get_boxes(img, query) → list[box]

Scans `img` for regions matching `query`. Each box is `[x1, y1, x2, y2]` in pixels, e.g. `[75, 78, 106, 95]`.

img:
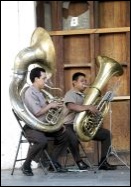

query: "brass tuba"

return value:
[73, 56, 123, 141]
[9, 27, 64, 132]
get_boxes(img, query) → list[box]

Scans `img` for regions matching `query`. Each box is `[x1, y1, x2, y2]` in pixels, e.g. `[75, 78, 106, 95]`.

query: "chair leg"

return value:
[39, 149, 57, 174]
[79, 142, 93, 168]
[11, 132, 23, 175]
[44, 150, 57, 172]
[63, 148, 75, 168]
[39, 157, 48, 175]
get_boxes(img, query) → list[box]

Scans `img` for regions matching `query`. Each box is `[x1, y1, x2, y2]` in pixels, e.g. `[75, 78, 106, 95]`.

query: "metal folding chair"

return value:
[11, 109, 57, 175]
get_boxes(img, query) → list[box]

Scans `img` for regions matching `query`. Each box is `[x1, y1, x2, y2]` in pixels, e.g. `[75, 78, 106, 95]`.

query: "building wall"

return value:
[1, 1, 36, 169]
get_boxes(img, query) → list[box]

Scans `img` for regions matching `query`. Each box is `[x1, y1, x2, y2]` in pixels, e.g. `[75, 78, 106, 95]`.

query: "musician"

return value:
[63, 72, 117, 170]
[22, 67, 68, 176]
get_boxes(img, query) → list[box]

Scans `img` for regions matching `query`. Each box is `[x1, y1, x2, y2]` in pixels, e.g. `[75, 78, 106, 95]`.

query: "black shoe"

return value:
[99, 161, 117, 170]
[22, 163, 34, 176]
[49, 162, 68, 172]
[77, 160, 90, 170]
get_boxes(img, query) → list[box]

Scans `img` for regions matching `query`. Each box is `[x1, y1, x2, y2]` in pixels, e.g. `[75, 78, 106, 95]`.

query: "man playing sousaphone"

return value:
[22, 67, 68, 176]
[9, 27, 69, 176]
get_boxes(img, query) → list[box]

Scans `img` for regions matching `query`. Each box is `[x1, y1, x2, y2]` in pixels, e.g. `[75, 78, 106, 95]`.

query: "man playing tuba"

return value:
[63, 72, 117, 170]
[22, 67, 68, 176]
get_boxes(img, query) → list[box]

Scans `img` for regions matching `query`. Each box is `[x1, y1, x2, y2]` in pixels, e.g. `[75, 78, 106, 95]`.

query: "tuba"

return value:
[73, 56, 123, 141]
[9, 27, 64, 132]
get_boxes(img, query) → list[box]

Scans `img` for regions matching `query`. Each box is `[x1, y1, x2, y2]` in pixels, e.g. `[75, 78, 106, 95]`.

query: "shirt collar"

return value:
[72, 89, 85, 98]
[31, 85, 41, 93]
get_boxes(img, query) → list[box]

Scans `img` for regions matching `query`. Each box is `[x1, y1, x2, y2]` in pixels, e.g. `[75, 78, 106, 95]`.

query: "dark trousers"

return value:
[24, 125, 68, 163]
[65, 124, 111, 162]
[93, 127, 111, 161]
[66, 124, 81, 162]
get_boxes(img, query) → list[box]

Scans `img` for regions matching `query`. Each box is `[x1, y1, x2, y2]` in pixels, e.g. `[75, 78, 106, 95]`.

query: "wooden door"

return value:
[36, 1, 130, 166]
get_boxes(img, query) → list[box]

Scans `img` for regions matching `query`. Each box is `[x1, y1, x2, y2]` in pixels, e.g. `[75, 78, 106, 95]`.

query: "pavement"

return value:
[1, 166, 130, 186]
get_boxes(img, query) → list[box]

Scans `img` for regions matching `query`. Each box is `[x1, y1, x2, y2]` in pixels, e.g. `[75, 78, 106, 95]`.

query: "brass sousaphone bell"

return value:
[9, 27, 64, 132]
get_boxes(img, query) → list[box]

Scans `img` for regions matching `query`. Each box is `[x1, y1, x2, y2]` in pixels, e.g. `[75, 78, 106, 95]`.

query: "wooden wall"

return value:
[36, 1, 130, 165]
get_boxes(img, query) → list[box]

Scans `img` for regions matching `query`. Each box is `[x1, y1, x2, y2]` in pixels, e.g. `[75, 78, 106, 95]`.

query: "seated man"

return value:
[22, 67, 68, 176]
[63, 72, 117, 170]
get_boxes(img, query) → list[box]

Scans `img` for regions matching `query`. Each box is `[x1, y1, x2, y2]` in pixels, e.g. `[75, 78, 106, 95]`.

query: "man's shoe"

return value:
[76, 160, 90, 170]
[22, 164, 34, 176]
[49, 162, 68, 172]
[99, 161, 117, 170]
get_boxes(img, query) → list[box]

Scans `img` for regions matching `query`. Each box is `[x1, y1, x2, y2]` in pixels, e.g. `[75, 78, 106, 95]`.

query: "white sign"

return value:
[70, 17, 78, 27]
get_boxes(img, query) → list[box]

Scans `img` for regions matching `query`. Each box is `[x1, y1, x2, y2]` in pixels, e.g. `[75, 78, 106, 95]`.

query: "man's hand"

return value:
[49, 102, 63, 109]
[86, 105, 99, 115]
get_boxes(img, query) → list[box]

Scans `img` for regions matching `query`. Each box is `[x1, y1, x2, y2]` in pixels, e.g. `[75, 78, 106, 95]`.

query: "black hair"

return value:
[72, 72, 86, 81]
[30, 67, 46, 83]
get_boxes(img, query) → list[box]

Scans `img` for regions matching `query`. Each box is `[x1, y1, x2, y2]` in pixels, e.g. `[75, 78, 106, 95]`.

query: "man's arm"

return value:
[36, 102, 63, 117]
[66, 102, 99, 114]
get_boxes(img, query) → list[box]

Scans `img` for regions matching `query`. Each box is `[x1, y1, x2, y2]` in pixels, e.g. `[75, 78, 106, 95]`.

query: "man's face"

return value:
[35, 72, 47, 89]
[73, 76, 88, 92]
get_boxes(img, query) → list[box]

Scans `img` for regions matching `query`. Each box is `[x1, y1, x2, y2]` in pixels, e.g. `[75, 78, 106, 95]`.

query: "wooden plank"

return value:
[94, 1, 99, 28]
[64, 64, 92, 68]
[99, 33, 127, 62]
[50, 2, 64, 96]
[99, 1, 114, 28]
[63, 35, 90, 64]
[99, 1, 127, 28]
[89, 1, 96, 82]
[89, 1, 94, 29]
[52, 36, 64, 96]
[103, 101, 130, 151]
[126, 32, 130, 95]
[126, 1, 130, 27]
[50, 1, 62, 30]
[94, 1, 100, 79]
[36, 1, 45, 27]
[49, 27, 130, 36]
[94, 1, 100, 57]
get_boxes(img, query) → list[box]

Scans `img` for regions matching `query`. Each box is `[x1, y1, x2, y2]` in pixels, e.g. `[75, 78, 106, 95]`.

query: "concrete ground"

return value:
[1, 166, 130, 186]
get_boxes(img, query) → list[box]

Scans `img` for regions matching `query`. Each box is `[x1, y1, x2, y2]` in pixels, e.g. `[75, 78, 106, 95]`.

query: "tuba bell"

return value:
[9, 27, 64, 132]
[73, 56, 123, 141]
